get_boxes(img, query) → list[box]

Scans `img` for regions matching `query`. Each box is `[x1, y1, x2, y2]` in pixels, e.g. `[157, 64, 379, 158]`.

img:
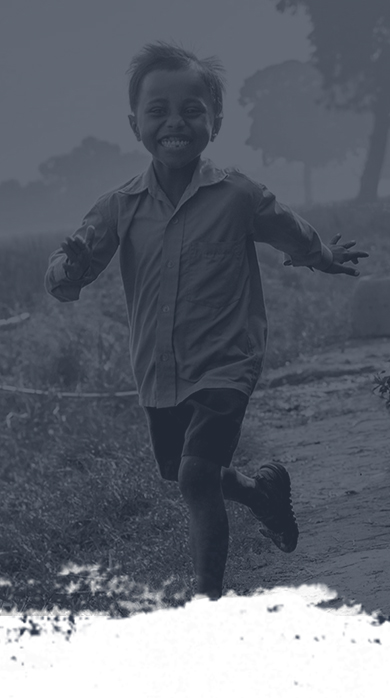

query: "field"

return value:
[0, 198, 389, 616]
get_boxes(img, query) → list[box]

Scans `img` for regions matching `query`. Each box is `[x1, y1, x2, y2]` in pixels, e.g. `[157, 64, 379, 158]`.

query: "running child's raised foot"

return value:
[250, 463, 299, 553]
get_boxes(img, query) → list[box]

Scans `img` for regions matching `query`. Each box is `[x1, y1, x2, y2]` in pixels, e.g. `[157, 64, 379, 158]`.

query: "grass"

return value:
[373, 371, 390, 408]
[0, 230, 67, 316]
[1, 197, 389, 616]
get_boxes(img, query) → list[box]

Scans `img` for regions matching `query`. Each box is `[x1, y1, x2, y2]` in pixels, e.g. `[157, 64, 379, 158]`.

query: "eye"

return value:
[148, 108, 165, 115]
[185, 107, 202, 115]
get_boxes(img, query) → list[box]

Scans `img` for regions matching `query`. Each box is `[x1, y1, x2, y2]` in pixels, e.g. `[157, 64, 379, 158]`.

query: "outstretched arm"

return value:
[252, 187, 368, 276]
[44, 201, 119, 302]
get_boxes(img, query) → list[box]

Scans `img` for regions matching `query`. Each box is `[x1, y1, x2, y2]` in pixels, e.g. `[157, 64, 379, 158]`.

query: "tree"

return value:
[0, 138, 150, 234]
[272, 0, 390, 202]
[39, 136, 149, 205]
[378, 133, 390, 180]
[239, 60, 369, 205]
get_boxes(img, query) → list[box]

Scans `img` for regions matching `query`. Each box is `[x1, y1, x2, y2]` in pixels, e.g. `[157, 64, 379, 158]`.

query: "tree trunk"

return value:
[357, 91, 390, 203]
[303, 161, 313, 207]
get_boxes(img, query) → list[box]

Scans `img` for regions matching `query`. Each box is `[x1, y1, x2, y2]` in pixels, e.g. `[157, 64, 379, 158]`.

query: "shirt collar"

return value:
[118, 157, 228, 201]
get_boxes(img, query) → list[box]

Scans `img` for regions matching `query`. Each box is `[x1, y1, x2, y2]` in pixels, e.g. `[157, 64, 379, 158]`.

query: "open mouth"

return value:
[159, 137, 191, 150]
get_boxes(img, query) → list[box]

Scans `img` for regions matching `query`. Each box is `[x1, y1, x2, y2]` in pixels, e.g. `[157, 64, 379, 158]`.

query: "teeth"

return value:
[161, 138, 190, 149]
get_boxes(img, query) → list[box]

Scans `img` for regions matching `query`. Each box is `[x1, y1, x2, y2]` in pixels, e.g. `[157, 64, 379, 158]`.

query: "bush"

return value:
[257, 197, 390, 367]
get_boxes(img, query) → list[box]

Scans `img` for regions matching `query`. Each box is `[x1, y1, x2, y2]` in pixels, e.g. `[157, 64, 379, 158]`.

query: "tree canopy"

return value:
[274, 0, 390, 107]
[0, 138, 149, 234]
[39, 137, 148, 196]
[272, 0, 390, 201]
[239, 59, 369, 204]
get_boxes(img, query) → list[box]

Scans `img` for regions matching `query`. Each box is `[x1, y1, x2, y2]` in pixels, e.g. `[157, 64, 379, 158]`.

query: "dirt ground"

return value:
[1, 337, 389, 695]
[224, 336, 390, 617]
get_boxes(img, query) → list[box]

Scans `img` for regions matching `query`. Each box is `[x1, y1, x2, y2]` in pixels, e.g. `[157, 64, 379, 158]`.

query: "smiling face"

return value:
[129, 66, 222, 171]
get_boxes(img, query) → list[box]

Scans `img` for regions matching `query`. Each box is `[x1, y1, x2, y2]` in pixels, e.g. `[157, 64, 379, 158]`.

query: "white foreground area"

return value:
[1, 584, 388, 697]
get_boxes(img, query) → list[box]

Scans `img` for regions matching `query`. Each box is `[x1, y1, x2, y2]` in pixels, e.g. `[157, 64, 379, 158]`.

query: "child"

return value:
[45, 42, 368, 601]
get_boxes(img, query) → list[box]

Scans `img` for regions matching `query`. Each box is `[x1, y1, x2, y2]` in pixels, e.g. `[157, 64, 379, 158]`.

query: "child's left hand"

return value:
[326, 234, 369, 276]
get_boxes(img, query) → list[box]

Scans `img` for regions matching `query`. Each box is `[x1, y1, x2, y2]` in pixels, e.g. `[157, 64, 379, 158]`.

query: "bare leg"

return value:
[178, 456, 228, 599]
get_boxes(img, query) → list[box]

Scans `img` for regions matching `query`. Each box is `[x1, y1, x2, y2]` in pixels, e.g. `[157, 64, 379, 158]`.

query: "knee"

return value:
[178, 456, 221, 503]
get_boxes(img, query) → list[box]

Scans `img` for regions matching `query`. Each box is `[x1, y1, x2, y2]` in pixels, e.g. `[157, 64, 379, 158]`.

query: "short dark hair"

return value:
[126, 41, 226, 117]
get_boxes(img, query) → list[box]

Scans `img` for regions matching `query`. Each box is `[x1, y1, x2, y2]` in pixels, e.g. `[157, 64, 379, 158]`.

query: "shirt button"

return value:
[172, 218, 179, 225]
[162, 305, 170, 313]
[166, 260, 174, 268]
[161, 353, 169, 362]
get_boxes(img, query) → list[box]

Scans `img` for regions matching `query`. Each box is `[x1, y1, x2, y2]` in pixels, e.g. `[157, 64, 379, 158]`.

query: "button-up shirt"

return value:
[45, 157, 333, 407]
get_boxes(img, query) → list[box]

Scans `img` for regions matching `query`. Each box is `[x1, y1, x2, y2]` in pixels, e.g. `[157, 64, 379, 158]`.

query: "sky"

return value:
[1, 0, 311, 181]
[2, 0, 378, 202]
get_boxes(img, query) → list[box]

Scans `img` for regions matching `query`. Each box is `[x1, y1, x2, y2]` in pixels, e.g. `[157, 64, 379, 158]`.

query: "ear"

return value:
[211, 115, 223, 141]
[128, 114, 141, 141]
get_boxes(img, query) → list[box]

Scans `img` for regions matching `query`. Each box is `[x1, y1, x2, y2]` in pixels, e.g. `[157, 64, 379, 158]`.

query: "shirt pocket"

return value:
[185, 241, 244, 309]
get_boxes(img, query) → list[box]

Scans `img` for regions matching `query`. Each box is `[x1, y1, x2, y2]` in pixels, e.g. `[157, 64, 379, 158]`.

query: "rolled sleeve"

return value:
[44, 259, 83, 302]
[252, 186, 333, 271]
[44, 199, 119, 302]
[283, 237, 334, 271]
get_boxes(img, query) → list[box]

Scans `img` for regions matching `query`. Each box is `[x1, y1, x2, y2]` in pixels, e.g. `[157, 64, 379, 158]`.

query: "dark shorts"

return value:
[143, 388, 249, 481]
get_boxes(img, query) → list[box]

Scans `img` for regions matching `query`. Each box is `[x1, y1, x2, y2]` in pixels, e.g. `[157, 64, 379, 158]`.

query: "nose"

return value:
[166, 113, 186, 129]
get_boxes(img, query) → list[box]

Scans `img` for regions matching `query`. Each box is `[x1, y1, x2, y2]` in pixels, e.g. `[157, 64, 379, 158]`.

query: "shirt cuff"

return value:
[283, 241, 333, 271]
[314, 243, 333, 271]
[45, 256, 83, 301]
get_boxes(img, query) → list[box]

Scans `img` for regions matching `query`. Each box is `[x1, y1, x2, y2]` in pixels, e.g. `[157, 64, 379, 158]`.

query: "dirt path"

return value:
[225, 337, 390, 616]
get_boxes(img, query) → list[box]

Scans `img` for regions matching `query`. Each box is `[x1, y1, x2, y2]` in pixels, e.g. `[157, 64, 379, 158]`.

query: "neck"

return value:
[152, 156, 200, 200]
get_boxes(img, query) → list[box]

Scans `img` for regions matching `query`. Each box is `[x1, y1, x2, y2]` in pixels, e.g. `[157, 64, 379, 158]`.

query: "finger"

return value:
[339, 265, 360, 277]
[63, 261, 76, 274]
[63, 262, 82, 280]
[343, 244, 369, 257]
[74, 233, 88, 247]
[60, 241, 78, 262]
[329, 234, 342, 245]
[85, 225, 96, 248]
[64, 236, 85, 254]
[342, 240, 356, 249]
[328, 262, 359, 276]
[348, 252, 369, 262]
[352, 251, 369, 258]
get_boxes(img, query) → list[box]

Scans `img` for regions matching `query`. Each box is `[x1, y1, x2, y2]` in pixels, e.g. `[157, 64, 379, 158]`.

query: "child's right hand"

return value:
[60, 225, 96, 280]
